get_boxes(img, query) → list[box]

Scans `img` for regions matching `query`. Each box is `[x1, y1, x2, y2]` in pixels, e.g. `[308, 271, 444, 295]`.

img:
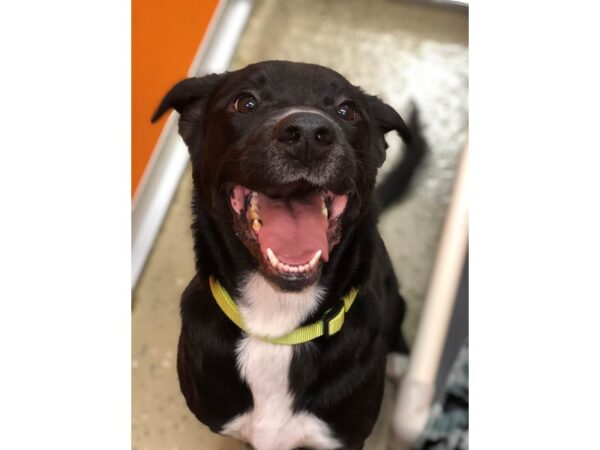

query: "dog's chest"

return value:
[220, 273, 341, 450]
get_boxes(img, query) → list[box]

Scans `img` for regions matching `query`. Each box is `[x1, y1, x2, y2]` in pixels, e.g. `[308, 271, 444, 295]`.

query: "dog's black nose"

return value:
[274, 113, 336, 161]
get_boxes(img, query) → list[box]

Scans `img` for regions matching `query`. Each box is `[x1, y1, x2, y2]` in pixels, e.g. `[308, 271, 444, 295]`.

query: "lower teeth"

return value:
[266, 248, 321, 273]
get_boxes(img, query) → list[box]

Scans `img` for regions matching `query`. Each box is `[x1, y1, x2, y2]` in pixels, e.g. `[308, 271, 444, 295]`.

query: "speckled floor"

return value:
[132, 1, 468, 449]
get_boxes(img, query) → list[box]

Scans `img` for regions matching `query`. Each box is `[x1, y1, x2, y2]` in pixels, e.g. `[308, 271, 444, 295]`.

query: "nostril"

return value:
[278, 125, 302, 144]
[315, 126, 334, 146]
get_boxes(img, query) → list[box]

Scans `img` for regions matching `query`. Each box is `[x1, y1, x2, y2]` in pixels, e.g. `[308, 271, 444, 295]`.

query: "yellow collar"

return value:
[209, 275, 359, 345]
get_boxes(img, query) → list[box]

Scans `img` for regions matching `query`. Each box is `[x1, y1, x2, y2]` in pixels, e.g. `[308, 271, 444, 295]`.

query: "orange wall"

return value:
[132, 0, 220, 197]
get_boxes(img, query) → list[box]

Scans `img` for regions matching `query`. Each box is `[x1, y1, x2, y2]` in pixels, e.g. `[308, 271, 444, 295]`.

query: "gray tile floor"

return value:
[132, 1, 468, 449]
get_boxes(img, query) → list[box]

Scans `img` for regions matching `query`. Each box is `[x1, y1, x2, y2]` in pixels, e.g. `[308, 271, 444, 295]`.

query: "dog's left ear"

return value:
[365, 95, 412, 167]
[151, 73, 225, 146]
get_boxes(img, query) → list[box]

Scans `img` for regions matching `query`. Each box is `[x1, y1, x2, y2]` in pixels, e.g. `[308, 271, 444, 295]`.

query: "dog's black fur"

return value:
[152, 61, 423, 450]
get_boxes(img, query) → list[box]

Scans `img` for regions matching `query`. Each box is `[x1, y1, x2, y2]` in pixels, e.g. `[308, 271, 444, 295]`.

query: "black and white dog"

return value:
[152, 61, 422, 450]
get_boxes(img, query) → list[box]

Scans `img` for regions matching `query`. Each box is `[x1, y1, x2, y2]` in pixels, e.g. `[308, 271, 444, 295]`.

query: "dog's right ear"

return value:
[151, 73, 225, 146]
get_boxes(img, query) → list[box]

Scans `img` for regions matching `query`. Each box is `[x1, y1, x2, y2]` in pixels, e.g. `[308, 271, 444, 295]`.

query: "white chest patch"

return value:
[236, 271, 323, 338]
[221, 273, 341, 450]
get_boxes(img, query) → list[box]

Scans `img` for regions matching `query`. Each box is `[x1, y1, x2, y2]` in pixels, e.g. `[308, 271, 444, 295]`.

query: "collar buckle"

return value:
[322, 298, 346, 338]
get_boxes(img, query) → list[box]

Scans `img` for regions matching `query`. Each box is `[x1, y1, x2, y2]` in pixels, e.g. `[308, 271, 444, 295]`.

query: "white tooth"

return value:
[248, 192, 256, 206]
[251, 191, 258, 200]
[309, 250, 322, 268]
[321, 195, 328, 218]
[266, 248, 279, 268]
[250, 209, 260, 220]
[252, 219, 262, 233]
[297, 264, 305, 273]
[277, 262, 287, 272]
[302, 264, 310, 272]
[290, 266, 299, 273]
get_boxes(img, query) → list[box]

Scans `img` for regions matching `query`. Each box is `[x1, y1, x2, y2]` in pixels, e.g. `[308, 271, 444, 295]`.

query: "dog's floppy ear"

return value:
[151, 73, 225, 146]
[365, 95, 412, 167]
[368, 98, 427, 207]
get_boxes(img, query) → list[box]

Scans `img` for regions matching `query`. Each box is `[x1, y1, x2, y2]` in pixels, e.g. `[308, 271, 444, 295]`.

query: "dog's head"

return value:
[153, 61, 410, 291]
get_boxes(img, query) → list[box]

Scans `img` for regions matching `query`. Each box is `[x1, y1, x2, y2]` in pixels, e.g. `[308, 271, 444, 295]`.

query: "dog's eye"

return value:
[234, 94, 259, 113]
[337, 102, 356, 121]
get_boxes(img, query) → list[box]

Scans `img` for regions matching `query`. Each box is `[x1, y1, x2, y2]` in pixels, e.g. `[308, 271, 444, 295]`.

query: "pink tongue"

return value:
[257, 191, 329, 265]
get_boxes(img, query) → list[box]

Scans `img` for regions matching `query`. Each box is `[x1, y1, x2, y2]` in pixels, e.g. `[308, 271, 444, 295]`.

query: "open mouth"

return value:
[229, 181, 349, 280]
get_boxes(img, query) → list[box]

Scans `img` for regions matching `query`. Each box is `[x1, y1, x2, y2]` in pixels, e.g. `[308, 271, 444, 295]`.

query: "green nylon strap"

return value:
[209, 275, 358, 345]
